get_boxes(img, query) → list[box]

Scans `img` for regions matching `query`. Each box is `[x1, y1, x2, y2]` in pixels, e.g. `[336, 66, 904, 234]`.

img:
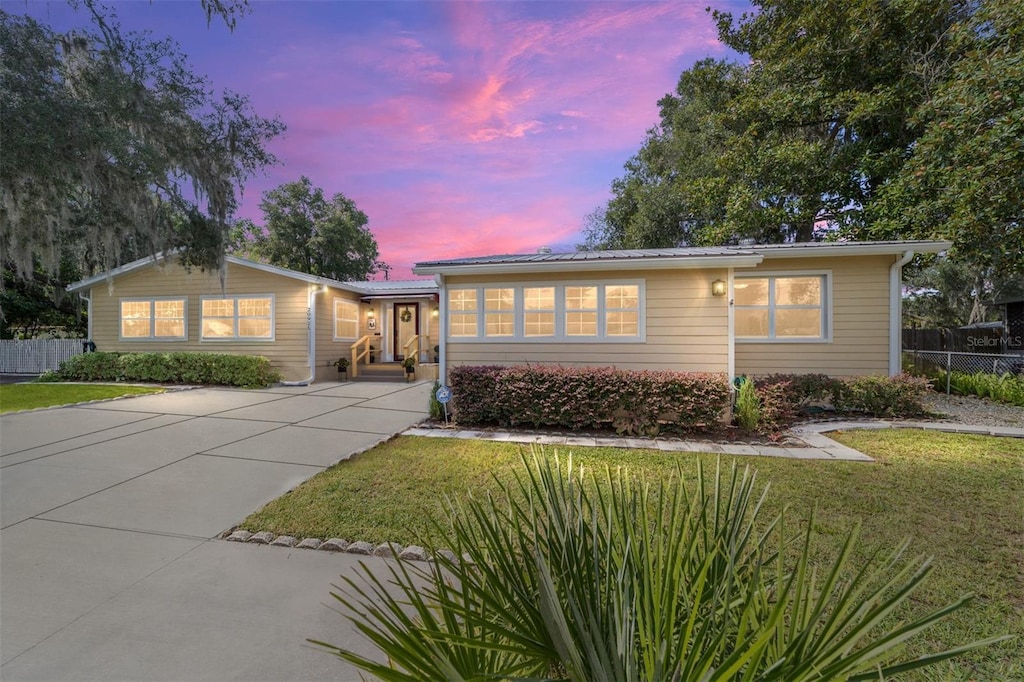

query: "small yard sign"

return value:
[436, 384, 452, 423]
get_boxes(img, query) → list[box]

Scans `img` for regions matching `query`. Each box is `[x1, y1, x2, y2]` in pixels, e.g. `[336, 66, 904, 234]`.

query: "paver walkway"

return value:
[0, 381, 432, 681]
[405, 418, 1024, 461]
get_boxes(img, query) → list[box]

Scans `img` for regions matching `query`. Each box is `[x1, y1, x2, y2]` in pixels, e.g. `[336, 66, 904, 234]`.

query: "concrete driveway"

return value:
[1, 381, 433, 681]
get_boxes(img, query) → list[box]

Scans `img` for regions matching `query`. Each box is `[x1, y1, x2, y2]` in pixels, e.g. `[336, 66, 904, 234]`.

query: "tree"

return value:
[0, 1, 282, 283]
[867, 0, 1024, 281]
[237, 177, 383, 281]
[586, 0, 1021, 319]
[589, 1, 977, 251]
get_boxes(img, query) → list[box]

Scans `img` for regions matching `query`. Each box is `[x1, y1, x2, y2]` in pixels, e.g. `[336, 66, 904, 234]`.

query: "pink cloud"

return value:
[227, 1, 747, 277]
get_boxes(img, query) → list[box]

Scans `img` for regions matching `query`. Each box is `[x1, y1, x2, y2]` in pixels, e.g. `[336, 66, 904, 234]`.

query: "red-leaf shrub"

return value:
[447, 366, 506, 425]
[448, 365, 731, 434]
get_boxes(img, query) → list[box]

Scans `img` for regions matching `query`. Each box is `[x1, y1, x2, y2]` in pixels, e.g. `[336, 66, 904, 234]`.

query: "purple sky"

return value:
[23, 0, 749, 279]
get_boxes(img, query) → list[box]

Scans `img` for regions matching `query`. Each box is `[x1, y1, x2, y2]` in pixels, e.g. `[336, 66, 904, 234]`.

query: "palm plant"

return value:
[312, 452, 1005, 681]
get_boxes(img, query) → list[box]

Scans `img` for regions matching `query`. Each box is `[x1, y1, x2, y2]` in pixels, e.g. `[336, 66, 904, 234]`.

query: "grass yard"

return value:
[242, 429, 1023, 680]
[0, 383, 164, 413]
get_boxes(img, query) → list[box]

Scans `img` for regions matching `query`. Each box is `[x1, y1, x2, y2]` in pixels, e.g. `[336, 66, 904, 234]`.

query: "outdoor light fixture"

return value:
[432, 307, 439, 317]
[367, 308, 375, 319]
[711, 279, 727, 297]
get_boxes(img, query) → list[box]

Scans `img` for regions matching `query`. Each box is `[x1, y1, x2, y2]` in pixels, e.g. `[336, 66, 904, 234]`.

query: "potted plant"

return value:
[334, 357, 350, 380]
[402, 356, 417, 380]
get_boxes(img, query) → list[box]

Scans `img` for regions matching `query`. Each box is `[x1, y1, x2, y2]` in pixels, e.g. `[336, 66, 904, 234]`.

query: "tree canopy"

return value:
[231, 177, 383, 282]
[0, 0, 282, 282]
[584, 0, 1022, 324]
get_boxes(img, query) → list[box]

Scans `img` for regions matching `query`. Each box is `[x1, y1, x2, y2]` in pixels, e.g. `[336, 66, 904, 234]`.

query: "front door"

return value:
[393, 303, 419, 361]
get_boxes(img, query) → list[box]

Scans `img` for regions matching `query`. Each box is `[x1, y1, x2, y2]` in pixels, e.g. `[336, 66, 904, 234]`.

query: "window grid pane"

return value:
[154, 319, 185, 337]
[734, 278, 769, 306]
[605, 285, 639, 337]
[606, 311, 639, 336]
[485, 313, 514, 336]
[735, 276, 825, 339]
[335, 300, 358, 339]
[524, 287, 554, 310]
[449, 289, 477, 312]
[524, 312, 555, 337]
[450, 313, 478, 337]
[121, 319, 150, 338]
[566, 312, 598, 336]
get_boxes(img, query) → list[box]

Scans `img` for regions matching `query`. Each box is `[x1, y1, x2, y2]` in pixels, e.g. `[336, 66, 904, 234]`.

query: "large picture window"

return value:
[119, 298, 186, 341]
[201, 295, 274, 340]
[735, 274, 828, 341]
[447, 281, 644, 342]
[333, 299, 359, 339]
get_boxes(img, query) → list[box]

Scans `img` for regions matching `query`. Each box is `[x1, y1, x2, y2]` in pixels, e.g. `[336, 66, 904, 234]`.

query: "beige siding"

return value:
[315, 287, 365, 382]
[445, 269, 729, 373]
[88, 261, 312, 382]
[734, 255, 892, 377]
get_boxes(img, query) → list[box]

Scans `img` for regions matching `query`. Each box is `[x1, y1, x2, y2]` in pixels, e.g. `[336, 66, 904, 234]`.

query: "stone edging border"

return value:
[224, 418, 1024, 562]
[222, 530, 447, 563]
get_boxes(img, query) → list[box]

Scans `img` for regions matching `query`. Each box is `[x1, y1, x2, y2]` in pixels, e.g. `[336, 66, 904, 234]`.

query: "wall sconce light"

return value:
[367, 308, 375, 319]
[432, 307, 439, 317]
[711, 279, 727, 297]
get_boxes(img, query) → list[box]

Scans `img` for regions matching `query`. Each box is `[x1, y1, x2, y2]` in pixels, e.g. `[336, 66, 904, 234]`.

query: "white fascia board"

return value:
[67, 252, 369, 295]
[756, 241, 952, 259]
[225, 257, 368, 294]
[413, 254, 762, 277]
[358, 293, 437, 302]
[66, 254, 175, 292]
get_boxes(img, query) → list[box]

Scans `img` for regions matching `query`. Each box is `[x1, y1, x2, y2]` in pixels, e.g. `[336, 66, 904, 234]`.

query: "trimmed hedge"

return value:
[51, 351, 281, 388]
[449, 365, 731, 435]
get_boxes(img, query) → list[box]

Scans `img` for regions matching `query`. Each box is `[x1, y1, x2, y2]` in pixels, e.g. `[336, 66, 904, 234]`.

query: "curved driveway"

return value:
[1, 381, 431, 681]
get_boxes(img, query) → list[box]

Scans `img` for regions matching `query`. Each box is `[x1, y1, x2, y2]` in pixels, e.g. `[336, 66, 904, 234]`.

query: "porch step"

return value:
[350, 362, 409, 383]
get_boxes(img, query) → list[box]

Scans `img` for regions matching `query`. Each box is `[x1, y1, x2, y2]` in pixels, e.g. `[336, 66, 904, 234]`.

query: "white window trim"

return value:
[447, 280, 646, 344]
[734, 270, 832, 343]
[199, 294, 275, 342]
[332, 297, 360, 341]
[118, 297, 188, 342]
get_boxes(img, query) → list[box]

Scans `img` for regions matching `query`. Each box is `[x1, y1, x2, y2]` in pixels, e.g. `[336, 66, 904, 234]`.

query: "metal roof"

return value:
[414, 247, 748, 268]
[413, 240, 952, 274]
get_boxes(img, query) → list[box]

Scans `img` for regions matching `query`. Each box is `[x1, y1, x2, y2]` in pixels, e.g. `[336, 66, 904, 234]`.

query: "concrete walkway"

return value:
[404, 418, 1024, 462]
[1, 381, 432, 681]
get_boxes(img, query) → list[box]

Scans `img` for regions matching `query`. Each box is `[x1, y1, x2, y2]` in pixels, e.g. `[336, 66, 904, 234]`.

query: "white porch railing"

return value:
[0, 339, 85, 373]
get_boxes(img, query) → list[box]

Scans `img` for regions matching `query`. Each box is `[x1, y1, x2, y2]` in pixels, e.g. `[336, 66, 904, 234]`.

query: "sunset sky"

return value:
[23, 0, 750, 279]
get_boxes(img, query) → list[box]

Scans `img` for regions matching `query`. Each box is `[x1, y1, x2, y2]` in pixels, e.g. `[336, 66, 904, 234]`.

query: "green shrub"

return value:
[427, 380, 444, 421]
[315, 452, 1005, 680]
[833, 373, 931, 417]
[55, 352, 280, 388]
[448, 365, 731, 434]
[949, 371, 1024, 407]
[734, 377, 760, 431]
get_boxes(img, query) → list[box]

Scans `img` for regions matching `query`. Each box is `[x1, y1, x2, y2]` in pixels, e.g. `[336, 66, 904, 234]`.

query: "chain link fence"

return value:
[904, 349, 1024, 394]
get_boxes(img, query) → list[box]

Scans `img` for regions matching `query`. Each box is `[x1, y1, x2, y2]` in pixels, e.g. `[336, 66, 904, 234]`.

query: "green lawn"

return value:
[0, 383, 164, 413]
[242, 429, 1023, 679]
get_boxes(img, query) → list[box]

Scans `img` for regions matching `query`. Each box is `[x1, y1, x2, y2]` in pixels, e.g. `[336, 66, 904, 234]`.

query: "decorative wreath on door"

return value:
[399, 308, 413, 323]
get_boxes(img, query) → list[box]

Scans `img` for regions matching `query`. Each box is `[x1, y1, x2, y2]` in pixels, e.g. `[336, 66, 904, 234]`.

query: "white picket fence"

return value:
[0, 339, 85, 373]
